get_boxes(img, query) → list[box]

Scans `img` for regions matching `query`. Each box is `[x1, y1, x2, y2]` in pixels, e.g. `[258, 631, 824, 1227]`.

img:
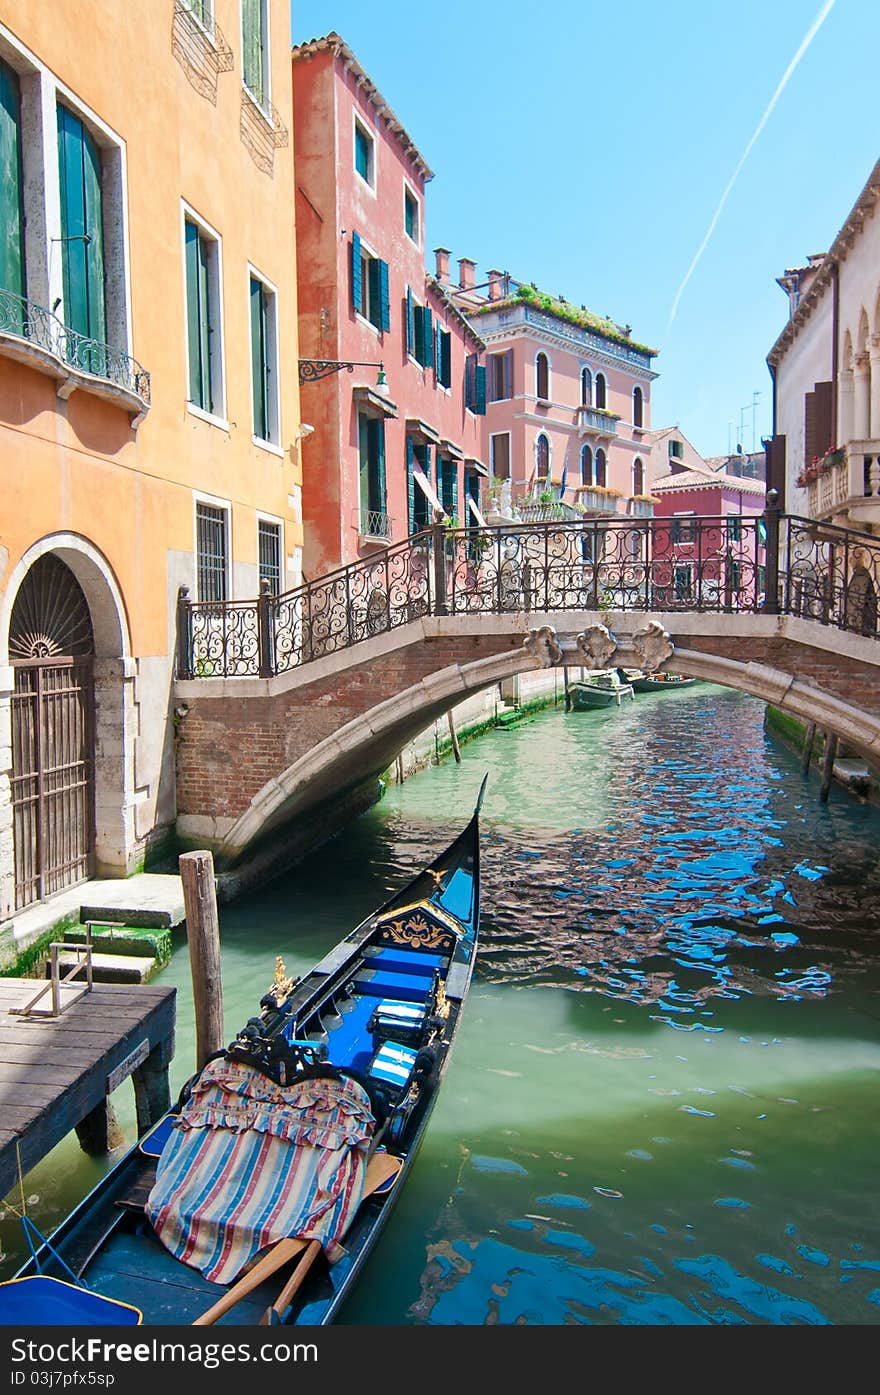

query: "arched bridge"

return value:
[173, 511, 880, 881]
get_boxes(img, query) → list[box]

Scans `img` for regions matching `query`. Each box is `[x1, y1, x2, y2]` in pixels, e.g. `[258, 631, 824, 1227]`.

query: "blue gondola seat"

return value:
[0, 1276, 142, 1325]
[368, 1041, 419, 1092]
[368, 998, 427, 1047]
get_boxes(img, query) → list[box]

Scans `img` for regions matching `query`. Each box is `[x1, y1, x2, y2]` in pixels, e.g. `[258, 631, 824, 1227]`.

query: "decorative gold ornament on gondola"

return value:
[265, 955, 295, 1006]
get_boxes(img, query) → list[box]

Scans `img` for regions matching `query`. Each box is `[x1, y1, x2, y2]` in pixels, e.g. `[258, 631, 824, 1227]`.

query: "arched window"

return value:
[580, 444, 593, 487]
[536, 433, 550, 481]
[632, 457, 644, 496]
[536, 352, 549, 401]
[580, 367, 592, 406]
[595, 373, 607, 409]
[633, 386, 643, 428]
[595, 448, 607, 487]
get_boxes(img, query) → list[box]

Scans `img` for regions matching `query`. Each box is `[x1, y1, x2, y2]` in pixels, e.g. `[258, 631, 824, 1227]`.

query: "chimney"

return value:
[488, 269, 503, 302]
[434, 247, 450, 283]
[458, 257, 476, 291]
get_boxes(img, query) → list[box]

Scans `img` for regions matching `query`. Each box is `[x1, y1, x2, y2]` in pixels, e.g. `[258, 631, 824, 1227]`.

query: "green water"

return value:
[4, 685, 880, 1324]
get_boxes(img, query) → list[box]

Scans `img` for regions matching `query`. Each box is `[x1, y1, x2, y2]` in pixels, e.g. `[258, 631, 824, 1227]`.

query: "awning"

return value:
[353, 385, 398, 418]
[413, 467, 444, 514]
[467, 496, 488, 527]
[405, 417, 440, 445]
[464, 457, 489, 477]
[440, 439, 463, 460]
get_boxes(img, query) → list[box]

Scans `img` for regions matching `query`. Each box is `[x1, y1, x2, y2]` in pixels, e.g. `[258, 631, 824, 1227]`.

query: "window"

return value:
[580, 444, 593, 487]
[436, 326, 451, 389]
[359, 413, 387, 535]
[536, 352, 549, 401]
[594, 373, 607, 409]
[669, 438, 684, 459]
[57, 103, 106, 346]
[0, 59, 24, 314]
[632, 457, 644, 496]
[633, 386, 643, 428]
[727, 516, 742, 542]
[408, 440, 433, 533]
[465, 353, 486, 414]
[595, 448, 607, 487]
[673, 564, 693, 600]
[196, 501, 229, 603]
[580, 367, 592, 406]
[671, 513, 694, 543]
[249, 271, 279, 445]
[404, 186, 419, 243]
[536, 433, 550, 481]
[487, 350, 513, 402]
[183, 0, 215, 33]
[490, 432, 510, 480]
[184, 213, 223, 416]
[438, 455, 458, 517]
[258, 518, 282, 593]
[354, 117, 374, 187]
[241, 0, 269, 108]
[406, 287, 433, 368]
[352, 232, 389, 332]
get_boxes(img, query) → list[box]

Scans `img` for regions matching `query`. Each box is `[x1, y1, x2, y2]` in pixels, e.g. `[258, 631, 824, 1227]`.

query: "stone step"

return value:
[64, 925, 172, 967]
[48, 951, 159, 985]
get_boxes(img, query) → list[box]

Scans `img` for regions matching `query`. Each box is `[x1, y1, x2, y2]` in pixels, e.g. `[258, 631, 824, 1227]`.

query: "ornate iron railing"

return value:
[359, 508, 392, 539]
[0, 287, 150, 408]
[176, 512, 880, 679]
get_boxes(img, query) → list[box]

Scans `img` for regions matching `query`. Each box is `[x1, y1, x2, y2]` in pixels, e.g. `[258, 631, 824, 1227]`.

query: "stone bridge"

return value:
[174, 598, 880, 889]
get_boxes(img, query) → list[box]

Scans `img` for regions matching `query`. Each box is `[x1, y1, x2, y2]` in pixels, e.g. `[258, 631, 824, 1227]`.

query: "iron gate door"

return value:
[11, 658, 95, 910]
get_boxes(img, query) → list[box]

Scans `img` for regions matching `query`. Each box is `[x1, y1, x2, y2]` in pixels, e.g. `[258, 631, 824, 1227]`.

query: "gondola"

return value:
[1, 777, 487, 1328]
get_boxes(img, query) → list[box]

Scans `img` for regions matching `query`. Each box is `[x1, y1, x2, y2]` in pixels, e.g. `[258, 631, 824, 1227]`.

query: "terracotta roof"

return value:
[292, 33, 433, 181]
[652, 468, 765, 496]
[768, 157, 880, 368]
[426, 276, 486, 350]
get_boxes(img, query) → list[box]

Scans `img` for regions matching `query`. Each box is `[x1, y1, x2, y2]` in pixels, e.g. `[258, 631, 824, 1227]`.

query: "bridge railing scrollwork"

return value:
[175, 513, 880, 679]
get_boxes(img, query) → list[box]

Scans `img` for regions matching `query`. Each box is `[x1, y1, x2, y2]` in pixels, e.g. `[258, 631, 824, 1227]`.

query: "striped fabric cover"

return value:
[146, 1058, 374, 1285]
[369, 1041, 418, 1088]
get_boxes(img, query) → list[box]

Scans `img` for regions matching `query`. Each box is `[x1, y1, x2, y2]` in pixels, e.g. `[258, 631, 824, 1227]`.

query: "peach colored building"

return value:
[444, 272, 658, 520]
[292, 34, 487, 579]
[0, 1, 302, 922]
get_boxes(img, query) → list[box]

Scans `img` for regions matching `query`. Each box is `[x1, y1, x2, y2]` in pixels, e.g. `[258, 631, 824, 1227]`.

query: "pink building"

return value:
[647, 427, 766, 607]
[443, 272, 658, 519]
[292, 35, 487, 579]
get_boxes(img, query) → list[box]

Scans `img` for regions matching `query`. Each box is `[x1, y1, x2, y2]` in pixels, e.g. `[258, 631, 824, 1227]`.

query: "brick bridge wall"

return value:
[174, 611, 880, 869]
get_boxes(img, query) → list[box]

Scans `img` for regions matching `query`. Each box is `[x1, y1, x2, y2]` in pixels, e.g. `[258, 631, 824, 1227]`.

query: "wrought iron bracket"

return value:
[299, 359, 384, 385]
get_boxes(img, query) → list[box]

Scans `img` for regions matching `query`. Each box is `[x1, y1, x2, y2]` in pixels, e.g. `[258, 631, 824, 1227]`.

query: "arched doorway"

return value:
[9, 554, 96, 908]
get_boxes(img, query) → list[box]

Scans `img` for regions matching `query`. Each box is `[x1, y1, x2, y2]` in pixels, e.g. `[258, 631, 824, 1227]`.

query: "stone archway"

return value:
[0, 535, 132, 919]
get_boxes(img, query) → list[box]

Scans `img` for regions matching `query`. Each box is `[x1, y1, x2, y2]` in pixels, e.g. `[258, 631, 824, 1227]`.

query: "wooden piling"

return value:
[179, 850, 225, 1071]
[819, 731, 838, 804]
[802, 722, 817, 775]
[447, 710, 462, 763]
[563, 666, 571, 711]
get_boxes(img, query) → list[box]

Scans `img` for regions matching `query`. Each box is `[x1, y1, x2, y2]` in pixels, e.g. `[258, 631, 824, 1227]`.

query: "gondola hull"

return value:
[3, 786, 485, 1327]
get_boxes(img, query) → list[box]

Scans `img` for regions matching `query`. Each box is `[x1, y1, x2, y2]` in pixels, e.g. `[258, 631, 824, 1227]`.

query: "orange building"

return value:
[0, 1, 302, 921]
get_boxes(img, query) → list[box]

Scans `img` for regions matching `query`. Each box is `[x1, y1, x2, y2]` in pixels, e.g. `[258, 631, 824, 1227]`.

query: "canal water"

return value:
[4, 684, 880, 1325]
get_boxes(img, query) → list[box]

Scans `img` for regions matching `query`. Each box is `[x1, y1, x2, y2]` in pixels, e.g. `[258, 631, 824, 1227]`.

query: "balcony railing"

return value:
[0, 287, 150, 413]
[576, 405, 619, 438]
[359, 508, 392, 540]
[177, 512, 880, 680]
[626, 496, 655, 519]
[574, 486, 621, 515]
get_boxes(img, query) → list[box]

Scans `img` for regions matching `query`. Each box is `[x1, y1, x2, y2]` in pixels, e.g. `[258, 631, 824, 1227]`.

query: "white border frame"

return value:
[353, 110, 377, 195]
[403, 177, 421, 248]
[193, 490, 232, 603]
[535, 349, 551, 404]
[256, 510, 284, 591]
[247, 261, 282, 453]
[181, 199, 228, 429]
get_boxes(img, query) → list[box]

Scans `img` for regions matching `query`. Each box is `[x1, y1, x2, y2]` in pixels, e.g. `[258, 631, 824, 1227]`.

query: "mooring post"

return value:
[819, 731, 838, 804]
[74, 1099, 125, 1156]
[447, 709, 462, 763]
[132, 1035, 175, 1135]
[179, 851, 225, 1070]
[802, 722, 817, 775]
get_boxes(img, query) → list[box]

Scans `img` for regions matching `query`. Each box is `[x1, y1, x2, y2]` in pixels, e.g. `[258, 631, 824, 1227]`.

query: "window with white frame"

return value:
[487, 350, 513, 402]
[249, 269, 279, 446]
[183, 208, 224, 418]
[580, 367, 592, 406]
[632, 385, 644, 428]
[196, 500, 229, 602]
[405, 286, 433, 368]
[595, 447, 607, 487]
[351, 231, 389, 332]
[536, 351, 549, 401]
[580, 443, 593, 487]
[354, 116, 375, 187]
[404, 184, 419, 244]
[535, 433, 550, 481]
[595, 372, 607, 409]
[241, 0, 269, 109]
[258, 517, 282, 593]
[182, 0, 215, 35]
[632, 457, 644, 496]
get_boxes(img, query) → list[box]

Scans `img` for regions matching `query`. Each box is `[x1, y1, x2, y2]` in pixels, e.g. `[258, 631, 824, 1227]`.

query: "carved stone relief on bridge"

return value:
[575, 624, 619, 668]
[522, 625, 563, 668]
[631, 620, 674, 672]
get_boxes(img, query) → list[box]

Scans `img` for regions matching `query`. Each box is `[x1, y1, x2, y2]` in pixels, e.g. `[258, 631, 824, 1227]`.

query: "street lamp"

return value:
[298, 358, 385, 385]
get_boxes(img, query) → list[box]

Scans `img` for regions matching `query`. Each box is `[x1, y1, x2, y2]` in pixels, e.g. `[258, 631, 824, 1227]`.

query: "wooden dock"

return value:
[0, 978, 176, 1200]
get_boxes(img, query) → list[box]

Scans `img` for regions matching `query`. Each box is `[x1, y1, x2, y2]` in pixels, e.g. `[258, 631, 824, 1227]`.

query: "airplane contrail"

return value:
[666, 0, 837, 330]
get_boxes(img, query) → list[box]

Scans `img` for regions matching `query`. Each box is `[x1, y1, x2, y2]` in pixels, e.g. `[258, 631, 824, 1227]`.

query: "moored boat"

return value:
[629, 672, 698, 693]
[1, 779, 486, 1328]
[567, 669, 635, 710]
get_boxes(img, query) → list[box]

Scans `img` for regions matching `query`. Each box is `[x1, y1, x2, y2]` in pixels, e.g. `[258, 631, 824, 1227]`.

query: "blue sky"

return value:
[291, 1, 879, 459]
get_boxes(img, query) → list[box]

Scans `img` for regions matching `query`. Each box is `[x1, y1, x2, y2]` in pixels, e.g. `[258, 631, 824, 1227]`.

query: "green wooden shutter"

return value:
[465, 353, 475, 409]
[185, 222, 212, 411]
[475, 364, 487, 415]
[242, 0, 265, 105]
[368, 256, 382, 330]
[379, 259, 390, 332]
[0, 60, 24, 318]
[376, 417, 386, 513]
[57, 104, 106, 347]
[406, 436, 415, 534]
[250, 275, 267, 439]
[440, 331, 451, 389]
[406, 286, 414, 356]
[358, 412, 370, 522]
[421, 306, 433, 369]
[351, 231, 362, 315]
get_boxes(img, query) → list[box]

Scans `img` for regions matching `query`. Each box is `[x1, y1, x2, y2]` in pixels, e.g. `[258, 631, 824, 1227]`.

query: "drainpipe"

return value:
[831, 260, 840, 443]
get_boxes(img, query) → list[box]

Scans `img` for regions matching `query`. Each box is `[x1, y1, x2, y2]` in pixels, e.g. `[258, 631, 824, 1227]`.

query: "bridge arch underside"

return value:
[195, 616, 880, 867]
